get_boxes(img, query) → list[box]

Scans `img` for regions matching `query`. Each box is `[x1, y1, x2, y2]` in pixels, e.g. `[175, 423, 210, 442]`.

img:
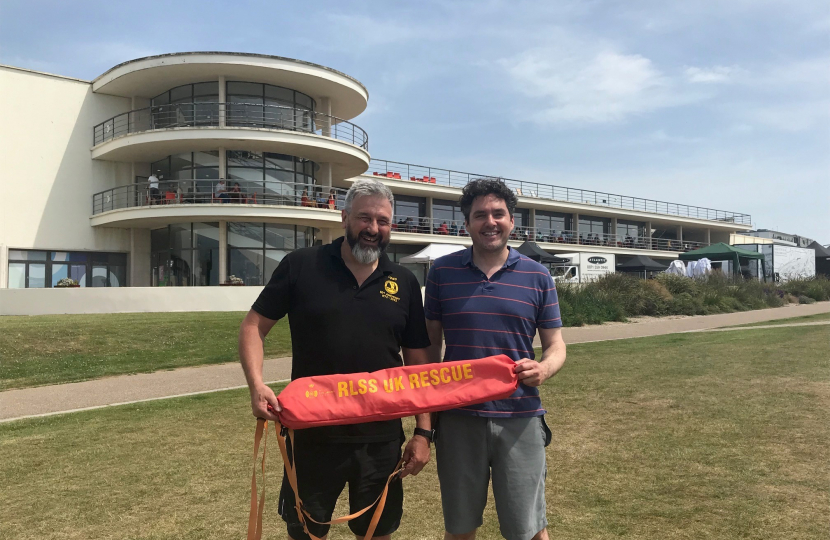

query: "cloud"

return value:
[684, 65, 741, 83]
[501, 47, 699, 124]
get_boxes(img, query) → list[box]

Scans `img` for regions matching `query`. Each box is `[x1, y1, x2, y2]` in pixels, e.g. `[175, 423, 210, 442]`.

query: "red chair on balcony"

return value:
[429, 177, 436, 183]
[393, 173, 401, 179]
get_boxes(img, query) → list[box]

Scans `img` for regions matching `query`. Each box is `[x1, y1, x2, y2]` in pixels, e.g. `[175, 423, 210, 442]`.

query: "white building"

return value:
[0, 52, 754, 315]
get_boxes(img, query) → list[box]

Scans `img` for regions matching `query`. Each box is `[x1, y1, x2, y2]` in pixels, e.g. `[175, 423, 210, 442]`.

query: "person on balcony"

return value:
[215, 179, 229, 203]
[148, 171, 161, 205]
[450, 222, 459, 236]
[229, 182, 243, 204]
[301, 189, 310, 207]
[437, 222, 449, 235]
[327, 189, 336, 210]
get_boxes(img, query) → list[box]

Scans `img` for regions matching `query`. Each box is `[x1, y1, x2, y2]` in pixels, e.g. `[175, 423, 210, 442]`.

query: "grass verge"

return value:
[720, 311, 830, 328]
[0, 312, 291, 390]
[1, 325, 827, 539]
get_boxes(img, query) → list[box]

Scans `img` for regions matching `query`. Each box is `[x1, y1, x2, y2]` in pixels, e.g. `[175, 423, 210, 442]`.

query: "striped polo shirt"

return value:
[424, 246, 563, 417]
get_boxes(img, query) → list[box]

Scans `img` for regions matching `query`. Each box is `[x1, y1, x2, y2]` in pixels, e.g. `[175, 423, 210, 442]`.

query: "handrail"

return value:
[389, 214, 707, 253]
[369, 160, 751, 225]
[92, 102, 368, 150]
[91, 180, 349, 215]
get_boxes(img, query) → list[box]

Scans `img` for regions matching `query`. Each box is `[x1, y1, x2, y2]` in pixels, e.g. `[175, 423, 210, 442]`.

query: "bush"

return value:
[783, 276, 830, 302]
[555, 271, 824, 327]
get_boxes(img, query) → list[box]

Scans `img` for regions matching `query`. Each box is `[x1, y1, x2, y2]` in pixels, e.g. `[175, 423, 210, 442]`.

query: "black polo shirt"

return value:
[252, 236, 431, 443]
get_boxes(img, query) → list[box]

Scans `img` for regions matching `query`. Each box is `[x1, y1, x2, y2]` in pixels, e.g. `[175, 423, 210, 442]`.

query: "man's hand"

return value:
[514, 359, 554, 387]
[400, 435, 431, 478]
[250, 383, 281, 421]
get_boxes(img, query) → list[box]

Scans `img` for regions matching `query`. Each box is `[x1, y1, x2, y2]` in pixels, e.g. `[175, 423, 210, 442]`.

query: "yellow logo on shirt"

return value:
[381, 277, 400, 303]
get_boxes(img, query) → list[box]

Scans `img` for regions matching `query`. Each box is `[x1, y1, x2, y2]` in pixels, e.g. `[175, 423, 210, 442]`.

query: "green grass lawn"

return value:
[0, 312, 291, 390]
[721, 310, 830, 328]
[1, 325, 827, 539]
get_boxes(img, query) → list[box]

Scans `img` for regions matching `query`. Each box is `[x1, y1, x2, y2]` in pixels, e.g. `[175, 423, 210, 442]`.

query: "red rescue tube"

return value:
[276, 355, 519, 429]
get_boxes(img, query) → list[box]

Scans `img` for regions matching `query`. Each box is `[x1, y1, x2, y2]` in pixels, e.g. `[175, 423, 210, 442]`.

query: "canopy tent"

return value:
[616, 255, 669, 273]
[808, 241, 830, 276]
[679, 242, 764, 276]
[516, 241, 571, 264]
[399, 243, 467, 264]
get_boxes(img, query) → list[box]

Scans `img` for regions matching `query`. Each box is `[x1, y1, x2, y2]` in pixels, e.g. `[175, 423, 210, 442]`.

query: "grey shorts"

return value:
[435, 413, 548, 540]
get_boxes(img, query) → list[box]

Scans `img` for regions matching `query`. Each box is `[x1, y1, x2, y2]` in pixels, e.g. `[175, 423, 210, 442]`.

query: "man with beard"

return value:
[239, 179, 433, 540]
[424, 179, 567, 540]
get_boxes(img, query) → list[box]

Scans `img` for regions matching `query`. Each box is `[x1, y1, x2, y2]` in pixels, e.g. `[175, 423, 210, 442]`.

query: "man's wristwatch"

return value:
[413, 427, 435, 443]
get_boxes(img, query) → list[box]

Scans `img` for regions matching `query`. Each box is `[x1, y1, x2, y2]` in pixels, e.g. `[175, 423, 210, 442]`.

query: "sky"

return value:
[2, 0, 828, 241]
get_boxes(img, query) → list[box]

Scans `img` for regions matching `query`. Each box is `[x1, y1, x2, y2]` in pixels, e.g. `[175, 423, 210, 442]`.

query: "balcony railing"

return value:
[92, 102, 369, 150]
[369, 159, 751, 225]
[92, 180, 349, 215]
[390, 215, 707, 253]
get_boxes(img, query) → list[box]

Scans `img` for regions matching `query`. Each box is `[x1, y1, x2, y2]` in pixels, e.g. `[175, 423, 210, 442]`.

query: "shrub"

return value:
[556, 270, 820, 327]
[783, 276, 830, 301]
[798, 295, 817, 305]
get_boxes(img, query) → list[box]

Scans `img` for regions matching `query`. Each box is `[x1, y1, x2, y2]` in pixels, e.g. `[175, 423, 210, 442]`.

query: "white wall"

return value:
[0, 286, 262, 316]
[0, 66, 133, 263]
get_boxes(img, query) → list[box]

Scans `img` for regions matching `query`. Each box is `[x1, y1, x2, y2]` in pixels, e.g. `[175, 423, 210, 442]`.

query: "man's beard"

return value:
[346, 224, 388, 264]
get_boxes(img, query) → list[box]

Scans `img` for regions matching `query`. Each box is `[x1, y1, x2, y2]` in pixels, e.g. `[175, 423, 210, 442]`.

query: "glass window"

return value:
[265, 85, 294, 104]
[228, 223, 264, 249]
[265, 224, 294, 250]
[170, 224, 192, 251]
[194, 222, 220, 249]
[193, 151, 218, 168]
[109, 266, 126, 287]
[8, 263, 25, 288]
[51, 263, 86, 287]
[9, 250, 47, 261]
[265, 153, 293, 171]
[91, 266, 108, 287]
[579, 217, 611, 235]
[28, 264, 46, 288]
[296, 93, 313, 109]
[229, 248, 264, 286]
[193, 82, 218, 98]
[193, 248, 219, 286]
[228, 150, 263, 168]
[513, 209, 529, 229]
[396, 196, 426, 220]
[228, 82, 263, 96]
[170, 85, 193, 104]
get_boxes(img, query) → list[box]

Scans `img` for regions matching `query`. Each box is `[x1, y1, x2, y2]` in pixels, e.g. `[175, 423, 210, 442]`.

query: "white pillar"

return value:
[572, 213, 579, 234]
[426, 197, 433, 220]
[677, 225, 683, 242]
[219, 221, 228, 283]
[320, 97, 332, 137]
[0, 244, 8, 288]
[218, 147, 227, 179]
[321, 229, 334, 244]
[218, 76, 226, 127]
[706, 228, 711, 244]
[320, 162, 332, 188]
[129, 229, 151, 286]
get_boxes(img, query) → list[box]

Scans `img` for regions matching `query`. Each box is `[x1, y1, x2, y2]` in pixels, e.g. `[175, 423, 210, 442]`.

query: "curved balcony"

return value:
[91, 180, 348, 229]
[389, 215, 706, 254]
[91, 103, 369, 178]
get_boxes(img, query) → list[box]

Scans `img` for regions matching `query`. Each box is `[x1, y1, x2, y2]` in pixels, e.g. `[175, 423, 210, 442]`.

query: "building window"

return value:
[7, 250, 126, 288]
[227, 223, 314, 286]
[151, 223, 220, 287]
[226, 81, 315, 130]
[617, 220, 646, 239]
[578, 216, 611, 236]
[150, 82, 220, 128]
[535, 211, 572, 235]
[149, 151, 220, 202]
[227, 151, 317, 201]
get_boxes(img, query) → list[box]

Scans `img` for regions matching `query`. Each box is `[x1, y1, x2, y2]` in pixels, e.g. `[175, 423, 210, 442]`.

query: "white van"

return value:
[551, 253, 616, 283]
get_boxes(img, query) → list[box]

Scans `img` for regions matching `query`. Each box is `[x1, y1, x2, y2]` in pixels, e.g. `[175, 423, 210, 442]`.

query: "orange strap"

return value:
[247, 418, 405, 540]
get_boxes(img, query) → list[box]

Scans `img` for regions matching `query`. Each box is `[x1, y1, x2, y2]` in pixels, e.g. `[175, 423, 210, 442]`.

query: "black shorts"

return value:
[279, 432, 404, 540]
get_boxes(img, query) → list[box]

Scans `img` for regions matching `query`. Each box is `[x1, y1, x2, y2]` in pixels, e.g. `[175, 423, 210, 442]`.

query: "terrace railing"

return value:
[92, 180, 349, 215]
[391, 215, 707, 253]
[369, 159, 751, 225]
[93, 102, 368, 150]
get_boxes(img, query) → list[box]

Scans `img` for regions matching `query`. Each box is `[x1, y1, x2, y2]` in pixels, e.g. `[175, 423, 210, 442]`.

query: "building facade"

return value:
[0, 52, 754, 314]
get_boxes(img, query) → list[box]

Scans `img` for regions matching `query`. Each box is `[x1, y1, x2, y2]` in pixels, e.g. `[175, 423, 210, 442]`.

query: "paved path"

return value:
[2, 302, 828, 423]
